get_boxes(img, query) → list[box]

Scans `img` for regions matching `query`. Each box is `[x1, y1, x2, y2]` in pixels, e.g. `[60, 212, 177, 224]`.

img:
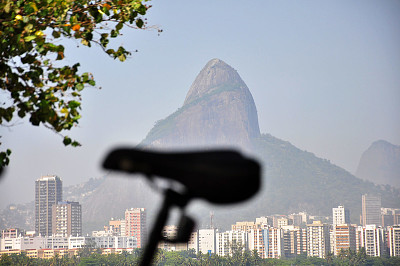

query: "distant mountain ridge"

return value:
[356, 140, 400, 188]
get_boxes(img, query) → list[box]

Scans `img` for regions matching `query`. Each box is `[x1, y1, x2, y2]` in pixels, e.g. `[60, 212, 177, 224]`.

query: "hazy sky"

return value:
[1, 0, 399, 209]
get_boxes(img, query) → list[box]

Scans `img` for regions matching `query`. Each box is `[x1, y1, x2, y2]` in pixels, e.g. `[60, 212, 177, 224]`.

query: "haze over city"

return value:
[1, 0, 400, 209]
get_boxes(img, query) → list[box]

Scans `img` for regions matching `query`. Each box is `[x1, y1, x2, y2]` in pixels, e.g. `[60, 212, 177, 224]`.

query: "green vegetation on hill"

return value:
[252, 134, 400, 221]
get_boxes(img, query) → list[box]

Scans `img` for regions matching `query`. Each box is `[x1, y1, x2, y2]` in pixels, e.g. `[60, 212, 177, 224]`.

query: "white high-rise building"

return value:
[359, 224, 385, 257]
[388, 225, 400, 257]
[332, 205, 350, 226]
[306, 221, 330, 258]
[198, 229, 217, 255]
[248, 226, 283, 259]
[216, 230, 248, 257]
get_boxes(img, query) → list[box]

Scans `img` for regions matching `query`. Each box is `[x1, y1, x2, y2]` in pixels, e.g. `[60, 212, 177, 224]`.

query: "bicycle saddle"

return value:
[103, 148, 261, 204]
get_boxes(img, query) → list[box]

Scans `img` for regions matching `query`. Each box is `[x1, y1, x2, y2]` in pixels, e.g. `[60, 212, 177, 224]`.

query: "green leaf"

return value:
[4, 2, 11, 13]
[116, 22, 123, 31]
[110, 29, 118, 38]
[24, 35, 36, 42]
[52, 30, 61, 38]
[68, 100, 81, 109]
[136, 19, 144, 28]
[82, 73, 89, 82]
[63, 136, 72, 146]
[76, 83, 84, 91]
[106, 49, 115, 55]
[137, 5, 147, 15]
[118, 54, 126, 62]
[71, 141, 81, 147]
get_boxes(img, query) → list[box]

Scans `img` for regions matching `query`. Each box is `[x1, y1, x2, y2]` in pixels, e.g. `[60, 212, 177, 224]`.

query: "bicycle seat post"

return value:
[140, 189, 190, 266]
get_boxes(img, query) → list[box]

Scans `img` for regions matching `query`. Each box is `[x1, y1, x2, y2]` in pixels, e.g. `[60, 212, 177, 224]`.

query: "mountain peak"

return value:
[142, 59, 260, 149]
[184, 58, 247, 105]
[356, 140, 400, 188]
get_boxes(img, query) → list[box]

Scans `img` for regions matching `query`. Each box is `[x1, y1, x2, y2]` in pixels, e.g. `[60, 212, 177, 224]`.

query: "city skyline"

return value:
[1, 182, 400, 260]
[1, 0, 400, 209]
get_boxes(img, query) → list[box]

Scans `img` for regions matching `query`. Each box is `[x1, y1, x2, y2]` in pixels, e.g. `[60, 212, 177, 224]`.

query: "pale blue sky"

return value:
[1, 0, 399, 208]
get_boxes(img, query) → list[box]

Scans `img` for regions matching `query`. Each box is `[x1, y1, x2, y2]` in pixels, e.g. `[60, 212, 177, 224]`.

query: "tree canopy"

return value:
[0, 0, 154, 170]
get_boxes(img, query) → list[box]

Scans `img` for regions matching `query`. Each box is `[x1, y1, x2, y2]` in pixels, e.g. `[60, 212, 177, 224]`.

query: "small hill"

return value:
[356, 140, 400, 188]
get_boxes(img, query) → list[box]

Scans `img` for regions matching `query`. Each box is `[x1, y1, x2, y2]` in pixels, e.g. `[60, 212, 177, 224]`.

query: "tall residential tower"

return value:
[361, 194, 381, 226]
[332, 205, 350, 226]
[35, 175, 62, 236]
[125, 208, 146, 248]
[52, 201, 82, 237]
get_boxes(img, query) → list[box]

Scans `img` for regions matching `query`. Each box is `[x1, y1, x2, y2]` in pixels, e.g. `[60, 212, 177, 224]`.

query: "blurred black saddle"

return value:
[103, 148, 261, 204]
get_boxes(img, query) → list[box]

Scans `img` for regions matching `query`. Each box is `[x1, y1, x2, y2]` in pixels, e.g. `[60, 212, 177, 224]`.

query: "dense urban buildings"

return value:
[2, 184, 400, 260]
[35, 175, 63, 236]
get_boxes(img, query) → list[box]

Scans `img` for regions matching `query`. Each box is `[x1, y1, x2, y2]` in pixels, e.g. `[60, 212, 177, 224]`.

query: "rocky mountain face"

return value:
[356, 140, 400, 188]
[141, 58, 260, 150]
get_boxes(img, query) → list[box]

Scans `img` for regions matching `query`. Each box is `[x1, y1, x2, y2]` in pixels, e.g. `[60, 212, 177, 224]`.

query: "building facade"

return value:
[0, 235, 136, 251]
[359, 224, 385, 257]
[216, 230, 248, 257]
[198, 229, 217, 255]
[333, 224, 356, 255]
[332, 205, 350, 226]
[248, 226, 283, 259]
[125, 208, 146, 248]
[35, 175, 63, 236]
[52, 201, 82, 237]
[381, 208, 400, 227]
[388, 225, 400, 257]
[361, 194, 381, 226]
[306, 221, 330, 258]
[282, 225, 306, 257]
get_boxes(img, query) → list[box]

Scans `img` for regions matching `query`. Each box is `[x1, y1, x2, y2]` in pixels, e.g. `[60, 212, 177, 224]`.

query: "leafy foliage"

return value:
[0, 0, 153, 170]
